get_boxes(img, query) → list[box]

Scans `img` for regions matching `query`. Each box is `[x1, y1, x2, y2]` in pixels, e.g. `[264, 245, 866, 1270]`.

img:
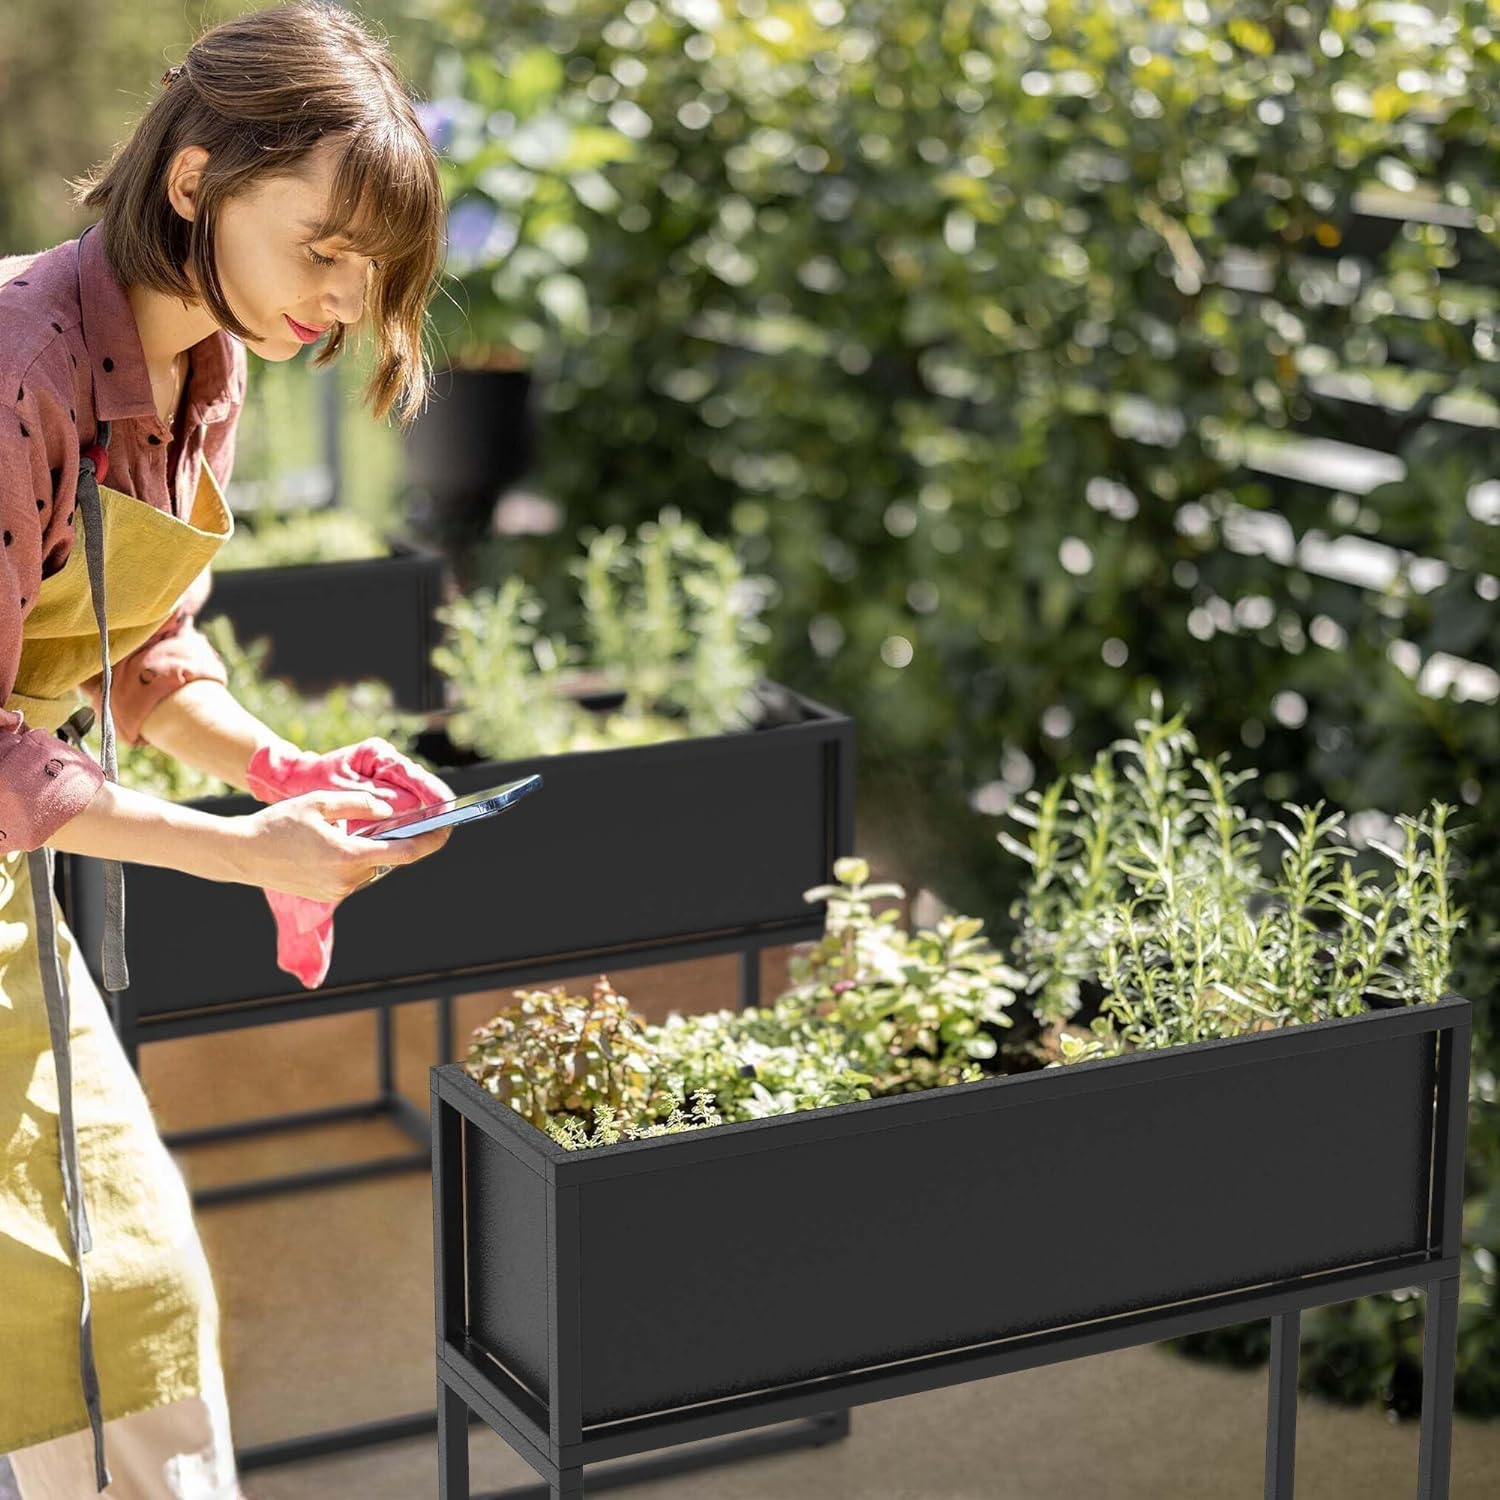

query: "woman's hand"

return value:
[231, 789, 452, 902]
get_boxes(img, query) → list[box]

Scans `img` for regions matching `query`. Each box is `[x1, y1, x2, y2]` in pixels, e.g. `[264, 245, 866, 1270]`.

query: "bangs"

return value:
[301, 124, 441, 265]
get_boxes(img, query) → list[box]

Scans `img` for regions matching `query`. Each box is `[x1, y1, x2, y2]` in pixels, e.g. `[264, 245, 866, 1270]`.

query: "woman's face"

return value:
[174, 135, 378, 360]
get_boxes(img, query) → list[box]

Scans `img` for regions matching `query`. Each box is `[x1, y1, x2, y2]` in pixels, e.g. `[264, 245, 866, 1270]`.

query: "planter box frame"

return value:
[432, 992, 1471, 1499]
[200, 545, 449, 712]
[68, 684, 852, 1044]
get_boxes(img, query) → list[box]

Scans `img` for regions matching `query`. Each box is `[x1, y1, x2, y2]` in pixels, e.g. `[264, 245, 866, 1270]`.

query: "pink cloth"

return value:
[245, 737, 454, 988]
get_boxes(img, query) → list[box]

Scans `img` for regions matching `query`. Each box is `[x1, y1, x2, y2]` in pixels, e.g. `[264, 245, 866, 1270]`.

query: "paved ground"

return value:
[4, 933, 1499, 1496]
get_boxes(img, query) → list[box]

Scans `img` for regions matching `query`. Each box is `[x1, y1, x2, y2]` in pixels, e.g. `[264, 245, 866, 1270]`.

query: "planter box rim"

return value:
[156, 680, 847, 814]
[421, 681, 850, 766]
[212, 545, 436, 580]
[436, 990, 1470, 1177]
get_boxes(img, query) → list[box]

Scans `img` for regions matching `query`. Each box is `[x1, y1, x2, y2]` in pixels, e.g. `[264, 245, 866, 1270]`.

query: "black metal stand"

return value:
[445, 1396, 850, 1500]
[432, 1003, 1471, 1500]
[437, 1270, 1461, 1500]
[111, 929, 801, 1476]
[156, 1000, 446, 1208]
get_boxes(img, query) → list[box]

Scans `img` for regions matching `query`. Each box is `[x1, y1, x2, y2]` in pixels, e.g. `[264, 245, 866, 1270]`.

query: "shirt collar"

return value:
[76, 221, 239, 429]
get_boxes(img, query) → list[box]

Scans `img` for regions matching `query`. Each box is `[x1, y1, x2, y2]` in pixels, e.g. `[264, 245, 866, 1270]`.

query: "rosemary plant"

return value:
[1000, 694, 1465, 1063]
[431, 578, 585, 761]
[569, 507, 771, 736]
[436, 509, 772, 762]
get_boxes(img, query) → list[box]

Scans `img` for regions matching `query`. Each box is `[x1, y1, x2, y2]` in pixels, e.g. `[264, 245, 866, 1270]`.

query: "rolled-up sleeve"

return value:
[85, 339, 246, 745]
[0, 345, 105, 850]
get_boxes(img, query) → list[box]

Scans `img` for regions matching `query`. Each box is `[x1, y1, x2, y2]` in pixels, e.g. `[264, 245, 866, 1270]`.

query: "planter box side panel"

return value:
[542, 1026, 1436, 1425]
[466, 1126, 552, 1404]
[69, 718, 837, 1014]
[203, 555, 442, 711]
[315, 730, 834, 988]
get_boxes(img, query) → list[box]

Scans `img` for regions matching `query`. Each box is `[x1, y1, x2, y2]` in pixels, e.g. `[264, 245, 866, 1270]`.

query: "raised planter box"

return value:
[199, 546, 449, 712]
[67, 682, 853, 1025]
[432, 992, 1472, 1499]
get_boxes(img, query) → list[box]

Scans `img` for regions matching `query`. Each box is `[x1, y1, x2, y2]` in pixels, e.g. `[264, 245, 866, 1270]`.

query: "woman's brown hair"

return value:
[65, 1, 445, 431]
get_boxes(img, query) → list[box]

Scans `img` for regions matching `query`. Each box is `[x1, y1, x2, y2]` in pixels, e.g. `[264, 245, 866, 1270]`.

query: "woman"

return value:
[1, 4, 457, 1494]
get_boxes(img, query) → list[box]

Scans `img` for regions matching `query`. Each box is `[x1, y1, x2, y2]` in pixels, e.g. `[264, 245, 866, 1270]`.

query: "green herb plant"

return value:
[775, 856, 1024, 1095]
[1001, 695, 1464, 1064]
[435, 509, 771, 763]
[464, 974, 683, 1133]
[569, 507, 771, 737]
[215, 507, 390, 571]
[431, 577, 584, 761]
[461, 855, 1024, 1149]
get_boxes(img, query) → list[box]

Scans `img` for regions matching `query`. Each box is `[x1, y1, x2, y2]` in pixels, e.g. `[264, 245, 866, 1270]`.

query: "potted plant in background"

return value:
[401, 17, 638, 573]
[199, 504, 451, 714]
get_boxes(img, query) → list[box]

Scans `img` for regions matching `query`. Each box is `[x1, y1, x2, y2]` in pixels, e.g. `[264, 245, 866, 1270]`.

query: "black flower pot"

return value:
[201, 544, 449, 712]
[401, 365, 537, 566]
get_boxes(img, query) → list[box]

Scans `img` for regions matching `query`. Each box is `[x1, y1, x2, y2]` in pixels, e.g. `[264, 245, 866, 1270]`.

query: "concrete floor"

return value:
[5, 944, 1500, 1497]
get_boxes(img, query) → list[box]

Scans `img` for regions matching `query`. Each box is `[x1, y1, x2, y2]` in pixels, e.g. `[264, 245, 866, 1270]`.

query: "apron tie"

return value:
[25, 418, 124, 1493]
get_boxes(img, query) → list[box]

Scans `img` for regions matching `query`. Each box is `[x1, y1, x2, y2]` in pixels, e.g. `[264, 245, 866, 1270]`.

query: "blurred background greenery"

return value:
[3, 0, 1497, 1421]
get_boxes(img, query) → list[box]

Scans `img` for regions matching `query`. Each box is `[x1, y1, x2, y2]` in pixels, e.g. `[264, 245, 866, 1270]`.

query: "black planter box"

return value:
[199, 547, 448, 712]
[432, 992, 1472, 1498]
[66, 683, 853, 1025]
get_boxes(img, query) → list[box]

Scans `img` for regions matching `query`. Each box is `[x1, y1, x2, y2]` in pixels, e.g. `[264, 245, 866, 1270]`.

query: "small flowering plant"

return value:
[776, 857, 1024, 1095]
[460, 852, 1026, 1150]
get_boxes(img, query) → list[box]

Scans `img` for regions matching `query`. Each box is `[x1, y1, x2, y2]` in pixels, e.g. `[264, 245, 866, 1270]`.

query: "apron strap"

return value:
[25, 844, 111, 1492]
[26, 417, 124, 1493]
[76, 421, 128, 994]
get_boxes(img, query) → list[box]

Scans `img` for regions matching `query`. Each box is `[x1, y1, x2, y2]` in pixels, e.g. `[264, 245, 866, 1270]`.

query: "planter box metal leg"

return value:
[1264, 1310, 1298, 1499]
[125, 997, 444, 1209]
[433, 994, 1471, 1498]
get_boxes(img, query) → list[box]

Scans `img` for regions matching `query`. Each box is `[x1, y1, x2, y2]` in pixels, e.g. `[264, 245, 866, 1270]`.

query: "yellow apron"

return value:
[0, 421, 232, 1487]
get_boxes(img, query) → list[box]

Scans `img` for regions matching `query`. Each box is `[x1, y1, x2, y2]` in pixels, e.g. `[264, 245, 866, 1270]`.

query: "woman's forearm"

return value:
[41, 778, 254, 884]
[134, 679, 283, 793]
